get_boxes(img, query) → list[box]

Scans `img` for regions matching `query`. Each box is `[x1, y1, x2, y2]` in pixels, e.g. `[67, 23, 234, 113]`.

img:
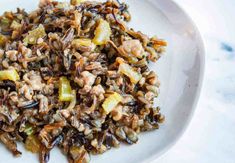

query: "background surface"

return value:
[155, 0, 235, 163]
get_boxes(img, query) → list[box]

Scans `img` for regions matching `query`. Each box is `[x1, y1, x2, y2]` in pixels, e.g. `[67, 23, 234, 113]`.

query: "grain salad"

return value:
[0, 0, 167, 162]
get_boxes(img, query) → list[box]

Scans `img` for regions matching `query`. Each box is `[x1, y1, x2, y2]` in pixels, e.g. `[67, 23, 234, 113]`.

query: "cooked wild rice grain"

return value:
[0, 0, 166, 162]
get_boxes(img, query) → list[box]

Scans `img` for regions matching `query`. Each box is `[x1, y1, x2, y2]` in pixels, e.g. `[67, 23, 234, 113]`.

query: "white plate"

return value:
[0, 0, 205, 163]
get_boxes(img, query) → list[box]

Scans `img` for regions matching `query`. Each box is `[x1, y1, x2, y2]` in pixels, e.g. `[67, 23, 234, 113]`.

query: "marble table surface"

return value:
[155, 0, 235, 163]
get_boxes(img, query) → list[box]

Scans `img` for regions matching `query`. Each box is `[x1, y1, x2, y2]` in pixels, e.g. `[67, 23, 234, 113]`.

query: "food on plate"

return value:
[0, 0, 166, 162]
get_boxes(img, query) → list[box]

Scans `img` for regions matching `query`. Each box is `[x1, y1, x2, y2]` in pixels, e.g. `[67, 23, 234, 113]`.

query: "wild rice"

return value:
[0, 0, 166, 162]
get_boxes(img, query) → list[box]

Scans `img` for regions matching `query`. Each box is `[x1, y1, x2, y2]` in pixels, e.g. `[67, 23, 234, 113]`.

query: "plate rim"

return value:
[143, 0, 205, 162]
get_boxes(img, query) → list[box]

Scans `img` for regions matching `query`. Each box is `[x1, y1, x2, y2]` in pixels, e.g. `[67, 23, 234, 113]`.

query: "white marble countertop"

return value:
[155, 0, 235, 163]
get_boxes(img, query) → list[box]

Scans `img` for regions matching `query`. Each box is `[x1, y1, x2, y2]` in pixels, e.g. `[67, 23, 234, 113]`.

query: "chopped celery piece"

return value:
[10, 20, 22, 30]
[71, 0, 86, 5]
[56, 2, 72, 10]
[23, 24, 46, 45]
[127, 56, 138, 64]
[72, 38, 92, 47]
[59, 76, 73, 102]
[25, 135, 41, 153]
[118, 63, 142, 84]
[102, 92, 123, 114]
[24, 124, 35, 136]
[0, 69, 20, 82]
[0, 17, 10, 27]
[92, 19, 111, 45]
